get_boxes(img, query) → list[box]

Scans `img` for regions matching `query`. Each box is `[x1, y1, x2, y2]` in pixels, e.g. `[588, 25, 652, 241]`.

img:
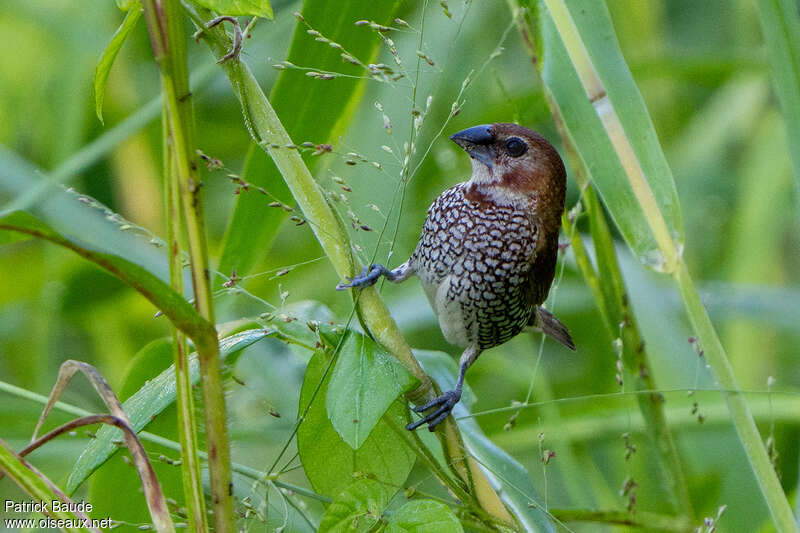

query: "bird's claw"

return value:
[406, 389, 461, 431]
[335, 264, 383, 291]
[204, 16, 243, 63]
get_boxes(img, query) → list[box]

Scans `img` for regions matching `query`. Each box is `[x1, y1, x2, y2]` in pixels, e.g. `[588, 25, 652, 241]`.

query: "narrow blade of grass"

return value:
[0, 438, 97, 533]
[0, 146, 170, 279]
[94, 7, 142, 123]
[533, 0, 683, 272]
[755, 0, 800, 212]
[65, 328, 270, 492]
[0, 210, 208, 335]
[519, 1, 796, 529]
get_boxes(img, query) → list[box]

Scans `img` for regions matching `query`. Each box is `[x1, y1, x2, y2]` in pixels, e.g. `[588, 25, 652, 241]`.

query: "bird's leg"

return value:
[406, 345, 481, 431]
[336, 259, 414, 290]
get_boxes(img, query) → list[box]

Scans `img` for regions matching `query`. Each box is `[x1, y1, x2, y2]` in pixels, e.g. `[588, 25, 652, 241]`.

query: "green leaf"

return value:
[414, 350, 555, 533]
[318, 479, 392, 533]
[215, 0, 399, 286]
[119, 338, 174, 400]
[66, 328, 271, 493]
[755, 0, 800, 208]
[88, 338, 184, 525]
[193, 0, 273, 18]
[94, 8, 142, 123]
[536, 0, 683, 271]
[0, 439, 87, 533]
[0, 147, 170, 280]
[270, 0, 399, 139]
[0, 229, 30, 246]
[297, 348, 415, 499]
[384, 500, 463, 533]
[327, 331, 418, 449]
[0, 211, 206, 336]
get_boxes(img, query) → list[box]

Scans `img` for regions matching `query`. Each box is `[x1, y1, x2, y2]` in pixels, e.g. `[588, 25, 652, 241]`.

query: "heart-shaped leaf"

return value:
[385, 499, 463, 533]
[297, 347, 415, 498]
[318, 478, 392, 533]
[327, 331, 418, 449]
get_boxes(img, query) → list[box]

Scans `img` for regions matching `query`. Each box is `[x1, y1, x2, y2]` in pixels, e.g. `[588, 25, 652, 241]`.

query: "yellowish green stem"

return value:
[674, 263, 796, 531]
[163, 103, 207, 532]
[140, 0, 232, 530]
[541, 0, 678, 273]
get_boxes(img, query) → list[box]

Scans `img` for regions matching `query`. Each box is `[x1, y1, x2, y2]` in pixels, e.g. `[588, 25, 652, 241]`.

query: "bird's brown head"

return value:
[450, 123, 566, 221]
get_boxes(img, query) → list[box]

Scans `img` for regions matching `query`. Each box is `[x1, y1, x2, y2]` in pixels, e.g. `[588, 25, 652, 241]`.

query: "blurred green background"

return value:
[0, 0, 798, 531]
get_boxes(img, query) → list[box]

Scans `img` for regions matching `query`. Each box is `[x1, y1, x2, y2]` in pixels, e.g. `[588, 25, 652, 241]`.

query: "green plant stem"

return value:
[384, 417, 511, 530]
[182, 4, 514, 527]
[163, 105, 207, 532]
[562, 188, 692, 517]
[550, 508, 692, 532]
[0, 438, 95, 533]
[185, 8, 430, 394]
[755, 0, 800, 222]
[384, 415, 472, 505]
[139, 0, 232, 530]
[674, 263, 796, 531]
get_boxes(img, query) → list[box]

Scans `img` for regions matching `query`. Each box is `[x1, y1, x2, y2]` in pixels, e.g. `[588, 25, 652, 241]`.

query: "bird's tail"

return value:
[531, 307, 576, 351]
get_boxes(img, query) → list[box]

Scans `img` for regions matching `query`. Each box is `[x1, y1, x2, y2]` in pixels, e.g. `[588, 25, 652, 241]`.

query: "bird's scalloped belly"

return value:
[419, 253, 533, 349]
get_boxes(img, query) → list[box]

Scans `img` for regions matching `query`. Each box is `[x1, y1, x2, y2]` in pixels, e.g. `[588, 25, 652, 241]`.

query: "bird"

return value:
[337, 123, 575, 431]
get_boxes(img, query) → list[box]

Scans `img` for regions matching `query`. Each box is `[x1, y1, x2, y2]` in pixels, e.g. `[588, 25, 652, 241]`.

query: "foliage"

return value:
[1, 0, 799, 532]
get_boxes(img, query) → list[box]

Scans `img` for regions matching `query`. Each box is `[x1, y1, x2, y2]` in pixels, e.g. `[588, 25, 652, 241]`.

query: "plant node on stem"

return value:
[140, 0, 233, 530]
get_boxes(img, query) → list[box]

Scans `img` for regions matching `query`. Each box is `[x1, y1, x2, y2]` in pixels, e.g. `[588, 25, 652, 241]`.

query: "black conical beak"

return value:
[450, 124, 495, 168]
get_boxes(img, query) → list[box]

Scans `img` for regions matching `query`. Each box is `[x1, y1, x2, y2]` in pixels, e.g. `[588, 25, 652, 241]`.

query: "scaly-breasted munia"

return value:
[338, 123, 575, 431]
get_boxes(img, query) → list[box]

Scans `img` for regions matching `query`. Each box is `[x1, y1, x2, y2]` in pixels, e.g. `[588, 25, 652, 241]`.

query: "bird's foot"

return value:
[406, 389, 461, 431]
[203, 16, 243, 63]
[336, 264, 386, 290]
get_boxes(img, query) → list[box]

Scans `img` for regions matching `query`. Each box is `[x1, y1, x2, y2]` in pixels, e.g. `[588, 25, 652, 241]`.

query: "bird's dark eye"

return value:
[505, 137, 527, 157]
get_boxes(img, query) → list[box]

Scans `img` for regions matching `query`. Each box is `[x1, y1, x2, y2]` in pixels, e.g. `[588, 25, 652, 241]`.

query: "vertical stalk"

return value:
[163, 107, 208, 531]
[141, 0, 233, 530]
[512, 0, 693, 518]
[755, 0, 800, 223]
[559, 154, 692, 519]
[674, 263, 796, 531]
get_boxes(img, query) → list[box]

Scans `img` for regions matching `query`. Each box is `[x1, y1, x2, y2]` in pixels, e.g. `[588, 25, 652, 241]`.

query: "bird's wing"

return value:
[527, 224, 558, 306]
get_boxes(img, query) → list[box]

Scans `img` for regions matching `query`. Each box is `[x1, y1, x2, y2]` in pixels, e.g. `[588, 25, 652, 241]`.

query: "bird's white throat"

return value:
[467, 159, 531, 208]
